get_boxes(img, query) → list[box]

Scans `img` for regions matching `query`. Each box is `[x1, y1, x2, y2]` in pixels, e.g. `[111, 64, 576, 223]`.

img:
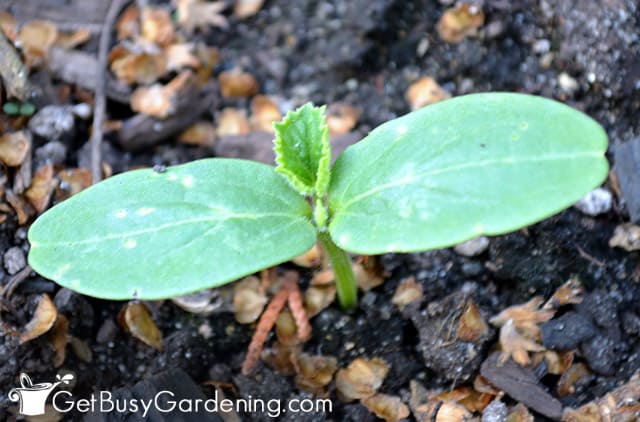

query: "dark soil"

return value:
[1, 0, 639, 421]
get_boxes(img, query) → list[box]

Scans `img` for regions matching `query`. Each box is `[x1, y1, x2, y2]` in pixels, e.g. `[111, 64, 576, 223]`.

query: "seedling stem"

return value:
[318, 231, 357, 310]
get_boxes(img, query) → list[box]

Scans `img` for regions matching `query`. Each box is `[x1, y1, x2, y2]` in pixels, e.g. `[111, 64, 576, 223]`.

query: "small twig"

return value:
[3, 265, 33, 299]
[0, 29, 34, 101]
[90, 0, 126, 183]
[574, 243, 607, 268]
[117, 84, 216, 151]
[241, 279, 290, 375]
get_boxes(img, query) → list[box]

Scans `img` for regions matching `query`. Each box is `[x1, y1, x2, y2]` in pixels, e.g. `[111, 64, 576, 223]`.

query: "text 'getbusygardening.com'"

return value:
[52, 388, 333, 418]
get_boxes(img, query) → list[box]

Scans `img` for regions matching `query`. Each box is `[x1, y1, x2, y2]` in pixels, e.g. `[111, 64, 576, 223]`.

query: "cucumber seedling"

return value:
[28, 93, 609, 309]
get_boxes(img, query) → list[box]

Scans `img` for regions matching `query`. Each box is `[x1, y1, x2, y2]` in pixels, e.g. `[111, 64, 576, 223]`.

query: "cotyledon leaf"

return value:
[328, 93, 609, 254]
[28, 159, 316, 300]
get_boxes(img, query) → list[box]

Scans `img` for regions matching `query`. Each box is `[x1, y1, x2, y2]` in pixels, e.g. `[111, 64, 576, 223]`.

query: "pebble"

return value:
[54, 288, 95, 330]
[3, 246, 26, 275]
[581, 334, 618, 376]
[96, 319, 119, 344]
[532, 39, 551, 54]
[574, 187, 613, 216]
[71, 103, 92, 119]
[558, 72, 579, 93]
[28, 105, 75, 140]
[461, 261, 484, 277]
[454, 236, 490, 257]
[34, 141, 67, 166]
[541, 311, 597, 350]
[482, 400, 507, 422]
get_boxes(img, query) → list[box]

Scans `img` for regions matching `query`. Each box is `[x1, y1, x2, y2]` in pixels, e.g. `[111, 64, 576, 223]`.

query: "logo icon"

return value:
[8, 373, 74, 416]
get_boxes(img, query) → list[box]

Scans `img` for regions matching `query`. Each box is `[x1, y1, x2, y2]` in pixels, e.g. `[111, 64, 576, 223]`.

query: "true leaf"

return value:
[328, 93, 608, 254]
[28, 159, 316, 300]
[274, 103, 331, 196]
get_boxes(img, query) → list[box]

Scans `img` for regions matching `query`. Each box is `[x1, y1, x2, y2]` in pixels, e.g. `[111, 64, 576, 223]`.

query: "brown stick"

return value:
[241, 273, 297, 376]
[286, 279, 312, 341]
[90, 0, 126, 183]
[117, 85, 215, 151]
[3, 265, 33, 299]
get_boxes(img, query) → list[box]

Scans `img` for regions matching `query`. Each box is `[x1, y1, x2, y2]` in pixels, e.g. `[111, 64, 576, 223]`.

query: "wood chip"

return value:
[562, 373, 640, 421]
[275, 309, 299, 346]
[110, 49, 167, 85]
[0, 130, 31, 167]
[141, 7, 175, 46]
[20, 294, 58, 344]
[335, 357, 389, 401]
[457, 299, 489, 342]
[292, 243, 322, 268]
[609, 222, 640, 251]
[178, 121, 217, 147]
[294, 353, 338, 394]
[171, 289, 221, 315]
[433, 400, 472, 422]
[362, 393, 410, 422]
[6, 190, 33, 224]
[50, 314, 69, 367]
[326, 103, 360, 136]
[117, 84, 214, 151]
[262, 339, 301, 376]
[25, 164, 57, 213]
[165, 43, 200, 71]
[391, 276, 423, 310]
[506, 403, 534, 422]
[233, 276, 267, 324]
[498, 319, 545, 366]
[250, 95, 282, 132]
[18, 20, 59, 66]
[55, 167, 92, 201]
[437, 3, 485, 43]
[216, 108, 251, 136]
[406, 76, 451, 110]
[303, 285, 336, 317]
[130, 70, 193, 119]
[543, 276, 584, 310]
[118, 301, 163, 350]
[353, 256, 386, 291]
[480, 352, 563, 420]
[218, 68, 259, 98]
[54, 28, 91, 49]
[175, 0, 228, 33]
[234, 0, 265, 19]
[557, 363, 591, 397]
[490, 297, 555, 339]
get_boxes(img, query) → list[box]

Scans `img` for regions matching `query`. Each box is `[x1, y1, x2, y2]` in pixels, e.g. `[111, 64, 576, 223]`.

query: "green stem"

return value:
[318, 231, 357, 310]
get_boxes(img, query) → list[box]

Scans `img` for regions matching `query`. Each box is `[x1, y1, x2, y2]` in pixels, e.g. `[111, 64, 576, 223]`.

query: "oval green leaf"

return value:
[28, 159, 316, 300]
[328, 93, 609, 254]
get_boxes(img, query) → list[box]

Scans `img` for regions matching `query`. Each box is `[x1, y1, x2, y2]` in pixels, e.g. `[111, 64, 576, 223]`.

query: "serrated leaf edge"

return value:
[273, 103, 330, 197]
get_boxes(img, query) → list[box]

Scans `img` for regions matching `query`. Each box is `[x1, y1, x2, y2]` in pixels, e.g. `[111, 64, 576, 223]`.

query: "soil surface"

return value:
[1, 0, 639, 421]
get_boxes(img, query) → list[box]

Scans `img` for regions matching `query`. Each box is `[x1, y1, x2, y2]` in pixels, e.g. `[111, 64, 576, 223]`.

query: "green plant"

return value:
[28, 93, 608, 309]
